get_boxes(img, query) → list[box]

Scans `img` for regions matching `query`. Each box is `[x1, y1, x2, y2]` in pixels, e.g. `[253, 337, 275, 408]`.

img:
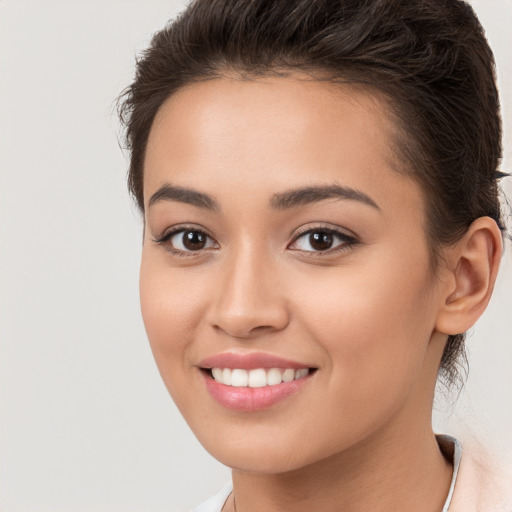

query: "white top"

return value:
[193, 482, 233, 512]
[192, 435, 463, 512]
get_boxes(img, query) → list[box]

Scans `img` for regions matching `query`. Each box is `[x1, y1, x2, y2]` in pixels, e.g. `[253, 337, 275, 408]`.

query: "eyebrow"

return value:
[147, 183, 379, 212]
[148, 184, 220, 211]
[270, 184, 380, 211]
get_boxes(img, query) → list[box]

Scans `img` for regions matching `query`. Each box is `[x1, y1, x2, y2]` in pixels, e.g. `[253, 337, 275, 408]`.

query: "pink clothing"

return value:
[442, 438, 511, 511]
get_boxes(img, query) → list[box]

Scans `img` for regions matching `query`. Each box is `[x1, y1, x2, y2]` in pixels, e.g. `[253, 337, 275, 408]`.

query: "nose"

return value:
[207, 247, 290, 339]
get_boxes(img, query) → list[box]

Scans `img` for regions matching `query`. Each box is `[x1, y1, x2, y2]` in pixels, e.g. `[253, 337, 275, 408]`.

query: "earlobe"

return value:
[435, 217, 502, 336]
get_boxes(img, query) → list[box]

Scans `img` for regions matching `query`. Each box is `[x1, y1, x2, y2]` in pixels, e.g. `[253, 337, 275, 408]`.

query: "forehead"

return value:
[144, 75, 423, 222]
[147, 75, 398, 169]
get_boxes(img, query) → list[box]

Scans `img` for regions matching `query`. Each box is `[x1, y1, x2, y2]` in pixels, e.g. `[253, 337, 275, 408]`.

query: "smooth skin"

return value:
[140, 75, 502, 512]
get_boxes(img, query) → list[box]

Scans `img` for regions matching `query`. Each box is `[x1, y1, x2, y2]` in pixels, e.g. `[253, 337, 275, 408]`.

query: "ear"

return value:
[435, 217, 503, 336]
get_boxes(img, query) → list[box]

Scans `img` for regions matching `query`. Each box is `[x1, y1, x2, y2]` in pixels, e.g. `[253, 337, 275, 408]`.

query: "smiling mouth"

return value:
[204, 367, 316, 387]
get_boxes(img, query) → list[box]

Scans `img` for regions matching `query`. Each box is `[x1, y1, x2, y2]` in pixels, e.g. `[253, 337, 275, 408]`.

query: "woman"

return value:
[118, 0, 510, 510]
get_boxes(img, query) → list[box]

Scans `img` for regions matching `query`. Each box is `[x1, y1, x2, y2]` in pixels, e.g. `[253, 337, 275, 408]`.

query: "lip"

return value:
[198, 351, 312, 370]
[198, 352, 316, 412]
[201, 371, 312, 411]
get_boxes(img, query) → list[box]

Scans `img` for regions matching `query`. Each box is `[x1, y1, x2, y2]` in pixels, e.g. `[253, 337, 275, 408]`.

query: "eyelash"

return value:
[289, 225, 359, 255]
[152, 224, 359, 257]
[152, 224, 218, 257]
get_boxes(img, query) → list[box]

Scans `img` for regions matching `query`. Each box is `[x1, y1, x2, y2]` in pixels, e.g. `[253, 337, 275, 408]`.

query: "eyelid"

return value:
[288, 224, 359, 254]
[151, 222, 359, 256]
[152, 223, 219, 255]
[291, 223, 357, 240]
[152, 223, 210, 242]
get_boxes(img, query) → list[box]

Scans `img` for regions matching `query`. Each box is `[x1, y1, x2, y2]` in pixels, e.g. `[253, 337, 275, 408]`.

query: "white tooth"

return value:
[214, 367, 309, 387]
[222, 368, 232, 386]
[267, 368, 282, 386]
[282, 368, 295, 383]
[212, 368, 223, 383]
[248, 369, 267, 388]
[231, 369, 249, 387]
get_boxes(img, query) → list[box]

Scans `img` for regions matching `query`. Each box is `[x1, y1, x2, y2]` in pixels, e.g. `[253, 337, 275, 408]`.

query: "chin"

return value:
[190, 419, 354, 475]
[210, 445, 313, 474]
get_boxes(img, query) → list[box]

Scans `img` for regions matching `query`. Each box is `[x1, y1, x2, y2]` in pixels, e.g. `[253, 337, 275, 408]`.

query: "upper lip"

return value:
[198, 352, 314, 370]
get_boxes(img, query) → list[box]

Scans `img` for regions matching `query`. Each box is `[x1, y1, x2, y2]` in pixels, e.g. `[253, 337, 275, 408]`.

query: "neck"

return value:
[228, 423, 452, 512]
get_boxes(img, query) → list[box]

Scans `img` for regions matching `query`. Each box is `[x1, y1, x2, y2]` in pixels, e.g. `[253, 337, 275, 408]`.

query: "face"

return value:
[140, 76, 447, 473]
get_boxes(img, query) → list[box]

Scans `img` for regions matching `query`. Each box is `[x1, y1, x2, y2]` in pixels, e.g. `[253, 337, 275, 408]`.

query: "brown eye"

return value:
[164, 229, 217, 253]
[290, 228, 357, 253]
[309, 232, 334, 251]
[181, 230, 207, 250]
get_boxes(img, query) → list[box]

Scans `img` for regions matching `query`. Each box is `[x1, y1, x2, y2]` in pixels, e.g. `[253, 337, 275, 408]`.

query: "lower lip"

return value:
[202, 371, 312, 411]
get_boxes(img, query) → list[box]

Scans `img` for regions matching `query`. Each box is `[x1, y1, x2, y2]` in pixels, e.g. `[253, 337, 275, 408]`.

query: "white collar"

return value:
[437, 434, 463, 512]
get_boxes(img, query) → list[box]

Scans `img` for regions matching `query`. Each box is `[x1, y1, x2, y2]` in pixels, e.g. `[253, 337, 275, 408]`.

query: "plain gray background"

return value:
[0, 1, 510, 511]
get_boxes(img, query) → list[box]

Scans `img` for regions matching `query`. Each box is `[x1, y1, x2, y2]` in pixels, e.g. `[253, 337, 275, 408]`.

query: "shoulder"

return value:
[448, 438, 512, 512]
[192, 482, 233, 512]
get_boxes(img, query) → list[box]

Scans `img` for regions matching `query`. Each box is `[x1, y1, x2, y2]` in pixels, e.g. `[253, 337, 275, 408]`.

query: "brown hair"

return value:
[118, 0, 507, 387]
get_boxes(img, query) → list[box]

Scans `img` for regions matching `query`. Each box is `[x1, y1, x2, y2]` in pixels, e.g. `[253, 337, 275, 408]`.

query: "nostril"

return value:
[211, 321, 288, 340]
[207, 280, 290, 338]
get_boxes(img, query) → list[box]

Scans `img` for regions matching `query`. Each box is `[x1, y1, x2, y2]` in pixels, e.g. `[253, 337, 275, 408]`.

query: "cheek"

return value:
[139, 251, 208, 392]
[293, 250, 435, 405]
